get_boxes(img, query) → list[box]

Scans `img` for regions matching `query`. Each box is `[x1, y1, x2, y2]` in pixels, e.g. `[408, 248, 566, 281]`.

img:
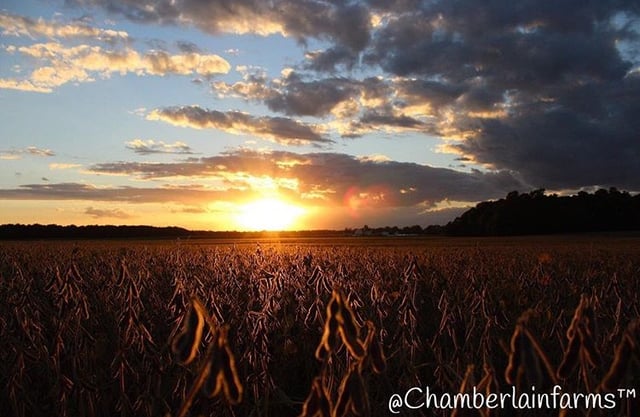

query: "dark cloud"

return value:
[264, 73, 360, 117]
[85, 206, 133, 219]
[0, 182, 255, 204]
[85, 148, 523, 206]
[175, 40, 200, 53]
[394, 78, 464, 112]
[341, 109, 432, 138]
[67, 0, 371, 51]
[454, 74, 640, 189]
[213, 73, 436, 137]
[276, 1, 371, 51]
[147, 106, 332, 145]
[303, 46, 360, 72]
[213, 71, 360, 117]
[361, 1, 640, 189]
[359, 111, 425, 129]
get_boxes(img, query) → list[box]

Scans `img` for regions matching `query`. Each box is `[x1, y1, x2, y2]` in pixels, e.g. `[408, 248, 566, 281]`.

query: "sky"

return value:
[1, 0, 639, 231]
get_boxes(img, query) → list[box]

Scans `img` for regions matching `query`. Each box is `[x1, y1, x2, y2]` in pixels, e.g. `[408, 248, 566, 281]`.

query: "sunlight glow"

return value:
[235, 197, 305, 231]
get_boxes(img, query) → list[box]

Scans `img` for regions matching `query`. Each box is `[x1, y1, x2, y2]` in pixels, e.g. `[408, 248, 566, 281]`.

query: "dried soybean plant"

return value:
[556, 294, 602, 392]
[169, 297, 243, 417]
[450, 364, 497, 417]
[598, 319, 639, 392]
[505, 310, 558, 392]
[301, 288, 386, 417]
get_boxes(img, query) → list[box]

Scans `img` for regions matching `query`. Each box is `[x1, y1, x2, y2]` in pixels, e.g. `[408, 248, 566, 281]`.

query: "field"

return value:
[1, 235, 639, 417]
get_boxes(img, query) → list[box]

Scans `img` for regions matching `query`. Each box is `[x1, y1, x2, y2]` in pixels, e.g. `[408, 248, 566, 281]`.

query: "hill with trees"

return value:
[444, 188, 640, 236]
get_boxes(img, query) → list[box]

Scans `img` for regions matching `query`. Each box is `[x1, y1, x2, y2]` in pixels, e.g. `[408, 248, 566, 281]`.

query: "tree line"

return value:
[444, 188, 640, 236]
[0, 224, 348, 240]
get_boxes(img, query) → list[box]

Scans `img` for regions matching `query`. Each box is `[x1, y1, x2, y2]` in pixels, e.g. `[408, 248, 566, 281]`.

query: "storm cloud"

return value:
[361, 1, 640, 189]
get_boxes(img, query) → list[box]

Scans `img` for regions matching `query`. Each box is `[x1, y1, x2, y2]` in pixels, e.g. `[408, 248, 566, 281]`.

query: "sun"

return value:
[235, 198, 305, 231]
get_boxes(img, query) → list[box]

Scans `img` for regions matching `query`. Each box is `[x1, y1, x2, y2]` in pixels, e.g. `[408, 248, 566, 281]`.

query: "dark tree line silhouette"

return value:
[444, 188, 640, 236]
[0, 224, 348, 240]
[0, 224, 191, 240]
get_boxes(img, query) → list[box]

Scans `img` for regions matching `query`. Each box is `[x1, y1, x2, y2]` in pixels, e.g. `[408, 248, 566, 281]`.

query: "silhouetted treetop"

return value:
[445, 188, 640, 236]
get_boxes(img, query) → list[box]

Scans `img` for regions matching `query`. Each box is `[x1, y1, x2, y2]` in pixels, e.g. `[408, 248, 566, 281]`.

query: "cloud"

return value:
[0, 79, 54, 93]
[0, 182, 255, 204]
[453, 76, 640, 189]
[201, 1, 639, 190]
[1, 42, 230, 91]
[143, 50, 230, 76]
[85, 206, 133, 219]
[213, 70, 362, 118]
[0, 147, 525, 226]
[147, 106, 332, 146]
[0, 148, 523, 228]
[358, 1, 640, 189]
[49, 163, 82, 170]
[343, 110, 427, 137]
[212, 71, 435, 137]
[172, 206, 209, 214]
[0, 13, 230, 92]
[5, 1, 640, 197]
[303, 46, 360, 72]
[25, 146, 55, 156]
[125, 139, 195, 155]
[175, 40, 200, 53]
[82, 148, 524, 206]
[66, 0, 372, 51]
[264, 73, 360, 117]
[0, 146, 55, 159]
[0, 11, 129, 43]
[357, 154, 392, 163]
